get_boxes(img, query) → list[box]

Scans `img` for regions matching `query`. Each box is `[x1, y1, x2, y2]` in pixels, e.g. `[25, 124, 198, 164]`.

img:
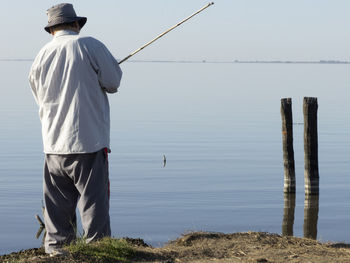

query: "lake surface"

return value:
[0, 61, 349, 254]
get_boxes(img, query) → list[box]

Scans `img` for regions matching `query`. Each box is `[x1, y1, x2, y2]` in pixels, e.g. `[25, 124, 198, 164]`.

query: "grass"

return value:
[2, 232, 350, 263]
[0, 238, 135, 263]
[66, 237, 134, 263]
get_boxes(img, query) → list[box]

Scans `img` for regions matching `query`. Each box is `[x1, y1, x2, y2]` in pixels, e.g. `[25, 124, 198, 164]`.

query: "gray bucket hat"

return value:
[44, 3, 87, 33]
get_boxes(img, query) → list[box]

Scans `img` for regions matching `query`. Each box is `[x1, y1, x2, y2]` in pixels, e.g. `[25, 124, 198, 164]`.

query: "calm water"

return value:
[0, 61, 349, 254]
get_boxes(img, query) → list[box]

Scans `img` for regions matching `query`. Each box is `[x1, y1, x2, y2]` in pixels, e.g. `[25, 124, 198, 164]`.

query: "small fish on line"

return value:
[163, 155, 167, 167]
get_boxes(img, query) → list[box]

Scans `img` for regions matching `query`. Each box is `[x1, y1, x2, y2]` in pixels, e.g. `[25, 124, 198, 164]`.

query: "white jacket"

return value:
[29, 30, 123, 154]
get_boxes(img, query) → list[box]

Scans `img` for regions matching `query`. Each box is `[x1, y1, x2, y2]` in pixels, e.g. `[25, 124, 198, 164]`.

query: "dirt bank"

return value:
[2, 231, 350, 263]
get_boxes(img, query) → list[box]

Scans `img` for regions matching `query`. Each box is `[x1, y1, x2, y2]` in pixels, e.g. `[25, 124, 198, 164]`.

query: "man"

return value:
[29, 3, 122, 255]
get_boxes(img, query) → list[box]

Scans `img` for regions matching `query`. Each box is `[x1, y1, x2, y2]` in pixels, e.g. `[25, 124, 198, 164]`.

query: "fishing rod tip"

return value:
[210, 2, 214, 5]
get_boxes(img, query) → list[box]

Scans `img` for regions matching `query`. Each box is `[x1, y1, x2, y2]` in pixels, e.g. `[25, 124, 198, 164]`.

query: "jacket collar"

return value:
[54, 30, 78, 38]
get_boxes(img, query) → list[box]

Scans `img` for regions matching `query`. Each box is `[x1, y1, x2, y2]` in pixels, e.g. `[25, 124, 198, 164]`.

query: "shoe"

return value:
[49, 249, 68, 257]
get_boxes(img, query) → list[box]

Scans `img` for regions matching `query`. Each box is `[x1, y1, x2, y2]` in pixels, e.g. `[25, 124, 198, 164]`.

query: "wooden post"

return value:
[303, 194, 319, 239]
[281, 98, 296, 193]
[282, 193, 295, 236]
[303, 97, 319, 195]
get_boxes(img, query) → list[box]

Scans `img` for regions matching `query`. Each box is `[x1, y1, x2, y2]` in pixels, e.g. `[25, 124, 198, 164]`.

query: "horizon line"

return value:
[0, 58, 349, 64]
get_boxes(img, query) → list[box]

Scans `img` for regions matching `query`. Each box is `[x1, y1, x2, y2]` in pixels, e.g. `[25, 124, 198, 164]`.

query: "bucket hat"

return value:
[44, 3, 87, 33]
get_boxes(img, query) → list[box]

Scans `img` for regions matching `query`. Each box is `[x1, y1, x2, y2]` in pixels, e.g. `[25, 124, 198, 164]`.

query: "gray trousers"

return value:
[43, 148, 111, 253]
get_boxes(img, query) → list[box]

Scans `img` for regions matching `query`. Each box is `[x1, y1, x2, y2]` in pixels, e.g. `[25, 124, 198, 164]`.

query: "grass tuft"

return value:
[67, 237, 134, 263]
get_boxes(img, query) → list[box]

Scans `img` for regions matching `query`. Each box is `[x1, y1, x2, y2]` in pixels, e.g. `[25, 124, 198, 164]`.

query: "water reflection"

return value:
[303, 195, 319, 239]
[282, 193, 319, 240]
[282, 193, 295, 236]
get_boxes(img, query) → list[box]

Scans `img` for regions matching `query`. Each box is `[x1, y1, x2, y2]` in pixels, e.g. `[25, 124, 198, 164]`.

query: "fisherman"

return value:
[28, 3, 122, 256]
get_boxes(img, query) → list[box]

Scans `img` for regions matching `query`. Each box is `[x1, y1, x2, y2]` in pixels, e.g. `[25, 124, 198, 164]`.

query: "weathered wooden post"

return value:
[282, 193, 295, 236]
[281, 98, 296, 193]
[303, 97, 319, 195]
[303, 194, 319, 239]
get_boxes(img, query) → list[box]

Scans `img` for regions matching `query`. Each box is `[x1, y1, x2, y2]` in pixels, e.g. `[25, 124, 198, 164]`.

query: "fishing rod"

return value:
[118, 2, 214, 64]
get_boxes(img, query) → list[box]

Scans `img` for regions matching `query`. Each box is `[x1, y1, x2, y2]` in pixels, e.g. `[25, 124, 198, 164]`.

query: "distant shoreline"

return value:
[127, 59, 350, 64]
[232, 60, 350, 64]
[1, 58, 350, 64]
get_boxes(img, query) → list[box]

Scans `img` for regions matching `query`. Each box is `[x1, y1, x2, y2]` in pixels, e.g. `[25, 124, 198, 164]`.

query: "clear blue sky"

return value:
[1, 0, 350, 61]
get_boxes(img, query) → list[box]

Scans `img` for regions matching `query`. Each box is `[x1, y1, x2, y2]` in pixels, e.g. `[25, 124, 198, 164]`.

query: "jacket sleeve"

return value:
[28, 67, 39, 105]
[94, 43, 123, 94]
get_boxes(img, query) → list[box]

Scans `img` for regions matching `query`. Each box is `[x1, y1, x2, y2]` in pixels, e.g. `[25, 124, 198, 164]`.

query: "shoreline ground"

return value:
[1, 231, 350, 263]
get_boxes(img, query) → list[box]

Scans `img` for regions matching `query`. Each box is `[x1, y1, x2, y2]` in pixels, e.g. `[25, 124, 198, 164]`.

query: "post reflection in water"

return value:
[282, 193, 296, 236]
[303, 194, 319, 239]
[282, 193, 320, 239]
